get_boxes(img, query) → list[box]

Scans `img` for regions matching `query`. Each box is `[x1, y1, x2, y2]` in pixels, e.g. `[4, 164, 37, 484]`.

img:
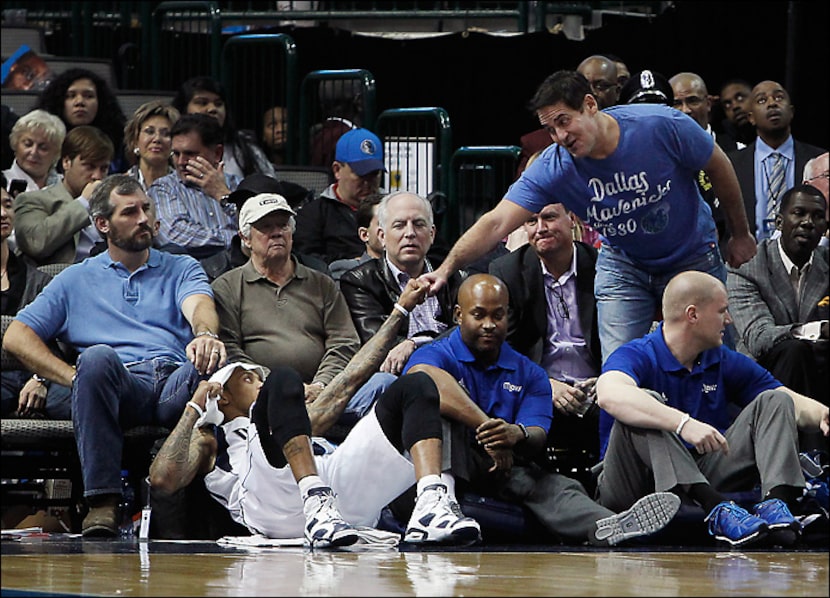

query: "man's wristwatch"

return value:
[32, 374, 49, 387]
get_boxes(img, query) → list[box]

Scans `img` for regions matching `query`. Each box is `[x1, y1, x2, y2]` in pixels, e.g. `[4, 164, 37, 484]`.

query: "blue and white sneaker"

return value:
[303, 487, 359, 548]
[705, 501, 768, 547]
[404, 484, 481, 545]
[753, 498, 800, 546]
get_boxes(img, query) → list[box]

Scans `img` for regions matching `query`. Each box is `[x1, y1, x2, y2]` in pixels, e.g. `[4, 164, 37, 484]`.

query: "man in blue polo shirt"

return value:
[403, 273, 681, 546]
[3, 174, 227, 537]
[596, 271, 829, 548]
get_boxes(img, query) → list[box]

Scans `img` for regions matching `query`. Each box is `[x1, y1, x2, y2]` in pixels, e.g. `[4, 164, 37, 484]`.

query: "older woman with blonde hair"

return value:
[3, 109, 66, 194]
[123, 100, 180, 189]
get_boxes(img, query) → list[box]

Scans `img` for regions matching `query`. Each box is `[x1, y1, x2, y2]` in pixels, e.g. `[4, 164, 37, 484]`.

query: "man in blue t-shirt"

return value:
[3, 175, 228, 538]
[403, 273, 681, 546]
[420, 70, 757, 364]
[596, 271, 829, 548]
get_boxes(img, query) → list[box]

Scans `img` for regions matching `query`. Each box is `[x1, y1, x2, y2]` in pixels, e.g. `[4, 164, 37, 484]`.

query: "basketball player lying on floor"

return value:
[149, 279, 482, 547]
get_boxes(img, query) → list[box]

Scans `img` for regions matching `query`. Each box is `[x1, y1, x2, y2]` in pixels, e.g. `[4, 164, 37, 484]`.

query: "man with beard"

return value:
[727, 80, 826, 241]
[3, 174, 227, 537]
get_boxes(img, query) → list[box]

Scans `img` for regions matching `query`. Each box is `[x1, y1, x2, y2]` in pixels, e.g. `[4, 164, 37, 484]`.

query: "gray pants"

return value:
[442, 419, 613, 541]
[596, 389, 806, 513]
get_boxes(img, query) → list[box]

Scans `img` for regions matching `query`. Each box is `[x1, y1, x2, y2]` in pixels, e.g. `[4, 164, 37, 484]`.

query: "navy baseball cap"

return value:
[335, 128, 386, 176]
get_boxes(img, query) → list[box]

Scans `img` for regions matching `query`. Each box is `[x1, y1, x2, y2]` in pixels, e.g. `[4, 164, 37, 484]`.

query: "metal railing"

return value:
[221, 33, 298, 163]
[447, 145, 520, 242]
[375, 107, 453, 232]
[298, 68, 377, 166]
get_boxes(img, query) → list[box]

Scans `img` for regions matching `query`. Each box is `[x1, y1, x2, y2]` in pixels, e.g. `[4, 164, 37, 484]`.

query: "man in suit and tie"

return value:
[489, 202, 602, 472]
[727, 184, 828, 405]
[727, 80, 825, 241]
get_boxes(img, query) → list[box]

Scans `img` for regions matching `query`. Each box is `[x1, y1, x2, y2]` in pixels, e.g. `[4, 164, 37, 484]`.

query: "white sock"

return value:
[298, 475, 325, 500]
[440, 472, 458, 502]
[416, 474, 443, 496]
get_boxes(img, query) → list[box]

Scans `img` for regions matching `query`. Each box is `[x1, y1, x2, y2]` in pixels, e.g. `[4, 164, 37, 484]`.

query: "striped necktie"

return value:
[766, 152, 787, 220]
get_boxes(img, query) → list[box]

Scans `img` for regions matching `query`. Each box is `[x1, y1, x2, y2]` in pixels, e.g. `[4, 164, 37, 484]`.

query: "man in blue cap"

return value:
[294, 128, 387, 264]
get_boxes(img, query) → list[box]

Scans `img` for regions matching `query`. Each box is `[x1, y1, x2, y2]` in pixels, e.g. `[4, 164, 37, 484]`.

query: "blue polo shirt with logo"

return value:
[403, 327, 553, 432]
[599, 322, 781, 457]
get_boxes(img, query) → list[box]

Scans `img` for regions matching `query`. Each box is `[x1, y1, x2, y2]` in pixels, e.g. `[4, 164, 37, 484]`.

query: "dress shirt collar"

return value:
[776, 236, 813, 274]
[386, 254, 430, 289]
[755, 135, 795, 163]
[539, 245, 578, 286]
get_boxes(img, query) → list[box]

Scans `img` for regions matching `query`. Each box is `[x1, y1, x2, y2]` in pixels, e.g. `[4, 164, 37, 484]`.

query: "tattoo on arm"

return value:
[308, 310, 406, 435]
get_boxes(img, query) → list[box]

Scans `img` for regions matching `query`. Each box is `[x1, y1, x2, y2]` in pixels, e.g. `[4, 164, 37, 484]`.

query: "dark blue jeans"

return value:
[72, 345, 200, 498]
[1, 370, 72, 419]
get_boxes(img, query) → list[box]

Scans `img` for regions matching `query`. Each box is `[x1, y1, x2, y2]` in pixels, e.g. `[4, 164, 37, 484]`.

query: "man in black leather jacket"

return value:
[340, 191, 466, 374]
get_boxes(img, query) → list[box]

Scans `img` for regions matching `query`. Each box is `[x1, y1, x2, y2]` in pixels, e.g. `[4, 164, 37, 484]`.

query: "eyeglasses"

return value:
[806, 171, 829, 181]
[548, 280, 570, 320]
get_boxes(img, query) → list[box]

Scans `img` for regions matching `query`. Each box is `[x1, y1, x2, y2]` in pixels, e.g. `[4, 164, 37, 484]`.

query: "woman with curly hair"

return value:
[122, 100, 180, 189]
[35, 68, 127, 172]
[171, 75, 275, 179]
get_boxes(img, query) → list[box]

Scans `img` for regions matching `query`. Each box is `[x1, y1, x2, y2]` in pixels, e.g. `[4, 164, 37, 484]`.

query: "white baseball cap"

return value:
[208, 362, 267, 388]
[238, 193, 295, 232]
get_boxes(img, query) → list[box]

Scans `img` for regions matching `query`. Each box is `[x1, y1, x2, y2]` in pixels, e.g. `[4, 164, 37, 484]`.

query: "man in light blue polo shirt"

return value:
[3, 174, 227, 537]
[403, 273, 681, 546]
[596, 271, 829, 547]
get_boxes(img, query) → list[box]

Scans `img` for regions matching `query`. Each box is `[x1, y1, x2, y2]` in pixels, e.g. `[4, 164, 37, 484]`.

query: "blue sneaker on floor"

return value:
[705, 501, 768, 547]
[753, 498, 800, 546]
[805, 479, 829, 511]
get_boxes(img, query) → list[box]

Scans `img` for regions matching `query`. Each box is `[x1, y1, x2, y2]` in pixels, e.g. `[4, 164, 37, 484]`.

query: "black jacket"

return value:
[488, 241, 601, 371]
[293, 186, 364, 264]
[340, 256, 466, 345]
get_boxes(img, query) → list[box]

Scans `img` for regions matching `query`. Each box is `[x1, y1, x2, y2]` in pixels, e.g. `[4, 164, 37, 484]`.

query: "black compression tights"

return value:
[250, 365, 310, 469]
[374, 371, 443, 453]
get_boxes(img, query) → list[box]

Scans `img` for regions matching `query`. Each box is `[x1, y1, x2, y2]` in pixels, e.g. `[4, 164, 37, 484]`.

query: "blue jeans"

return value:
[343, 372, 397, 419]
[72, 345, 200, 498]
[1, 370, 72, 419]
[595, 242, 727, 363]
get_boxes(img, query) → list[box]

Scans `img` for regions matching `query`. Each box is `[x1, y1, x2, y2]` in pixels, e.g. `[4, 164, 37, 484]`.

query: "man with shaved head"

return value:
[578, 55, 620, 110]
[595, 270, 829, 547]
[402, 273, 682, 547]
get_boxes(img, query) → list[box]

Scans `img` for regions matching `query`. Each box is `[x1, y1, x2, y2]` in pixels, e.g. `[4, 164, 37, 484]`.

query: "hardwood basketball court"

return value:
[1, 536, 827, 597]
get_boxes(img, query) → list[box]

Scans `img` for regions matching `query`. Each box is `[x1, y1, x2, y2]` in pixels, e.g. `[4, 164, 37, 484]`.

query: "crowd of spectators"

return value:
[1, 52, 827, 550]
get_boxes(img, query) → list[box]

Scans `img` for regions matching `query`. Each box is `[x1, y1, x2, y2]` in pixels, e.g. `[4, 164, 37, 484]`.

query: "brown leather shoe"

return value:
[82, 495, 120, 537]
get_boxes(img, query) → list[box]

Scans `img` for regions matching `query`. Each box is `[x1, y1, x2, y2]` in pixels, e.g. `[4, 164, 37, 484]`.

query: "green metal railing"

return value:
[447, 145, 520, 242]
[151, 1, 222, 89]
[375, 107, 453, 233]
[221, 33, 298, 163]
[298, 69, 377, 166]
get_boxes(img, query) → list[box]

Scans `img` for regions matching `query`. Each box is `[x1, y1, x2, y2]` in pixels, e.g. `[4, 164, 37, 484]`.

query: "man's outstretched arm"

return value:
[307, 279, 428, 435]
